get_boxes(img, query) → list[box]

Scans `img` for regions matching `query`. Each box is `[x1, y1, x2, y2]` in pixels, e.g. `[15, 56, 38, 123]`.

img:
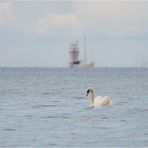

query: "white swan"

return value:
[86, 87, 112, 108]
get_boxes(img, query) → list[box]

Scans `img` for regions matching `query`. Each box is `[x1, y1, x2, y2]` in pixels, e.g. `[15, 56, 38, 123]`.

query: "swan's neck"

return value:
[90, 92, 95, 105]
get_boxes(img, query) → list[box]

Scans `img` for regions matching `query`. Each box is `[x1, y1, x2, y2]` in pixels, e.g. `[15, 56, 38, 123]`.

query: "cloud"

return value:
[0, 2, 13, 25]
[32, 13, 83, 36]
[2, 1, 148, 39]
[31, 1, 148, 38]
[73, 1, 148, 38]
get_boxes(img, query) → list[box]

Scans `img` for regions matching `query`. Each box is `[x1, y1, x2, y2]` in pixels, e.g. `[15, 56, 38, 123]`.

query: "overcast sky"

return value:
[0, 0, 148, 67]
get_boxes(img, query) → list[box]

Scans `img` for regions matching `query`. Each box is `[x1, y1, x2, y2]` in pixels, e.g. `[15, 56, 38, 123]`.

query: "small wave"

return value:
[42, 92, 51, 95]
[75, 96, 84, 99]
[144, 132, 148, 135]
[137, 108, 148, 112]
[42, 92, 58, 95]
[48, 100, 59, 103]
[4, 128, 16, 131]
[41, 92, 57, 95]
[100, 116, 109, 119]
[32, 104, 57, 109]
[0, 91, 24, 95]
[116, 101, 128, 104]
[40, 116, 57, 119]
[23, 115, 33, 118]
[81, 115, 99, 118]
[99, 126, 110, 130]
[40, 116, 69, 119]
[120, 119, 126, 122]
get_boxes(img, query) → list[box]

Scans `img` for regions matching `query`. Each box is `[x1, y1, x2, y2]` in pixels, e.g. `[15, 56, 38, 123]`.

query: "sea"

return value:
[0, 67, 148, 147]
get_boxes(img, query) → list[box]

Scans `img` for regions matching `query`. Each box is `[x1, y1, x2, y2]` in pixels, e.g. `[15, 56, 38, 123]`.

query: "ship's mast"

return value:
[84, 35, 87, 62]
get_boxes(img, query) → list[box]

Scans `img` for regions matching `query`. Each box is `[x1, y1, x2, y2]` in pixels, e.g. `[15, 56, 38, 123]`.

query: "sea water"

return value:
[0, 68, 148, 147]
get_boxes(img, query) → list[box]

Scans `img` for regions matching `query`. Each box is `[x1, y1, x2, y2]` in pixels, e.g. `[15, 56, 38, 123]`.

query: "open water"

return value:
[0, 68, 148, 147]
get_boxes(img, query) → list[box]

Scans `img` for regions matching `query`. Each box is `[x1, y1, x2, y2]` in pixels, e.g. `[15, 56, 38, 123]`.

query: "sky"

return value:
[0, 0, 148, 67]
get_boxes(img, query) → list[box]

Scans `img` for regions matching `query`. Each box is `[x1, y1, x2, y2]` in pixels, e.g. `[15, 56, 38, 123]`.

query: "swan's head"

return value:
[86, 87, 94, 96]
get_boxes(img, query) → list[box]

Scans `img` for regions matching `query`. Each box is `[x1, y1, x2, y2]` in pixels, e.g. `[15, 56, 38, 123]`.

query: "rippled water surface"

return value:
[0, 68, 148, 147]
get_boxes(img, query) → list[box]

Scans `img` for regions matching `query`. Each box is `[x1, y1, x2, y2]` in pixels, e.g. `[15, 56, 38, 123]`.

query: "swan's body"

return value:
[86, 87, 112, 108]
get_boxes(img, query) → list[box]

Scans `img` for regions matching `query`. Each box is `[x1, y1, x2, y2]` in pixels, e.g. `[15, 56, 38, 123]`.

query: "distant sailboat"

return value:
[69, 38, 94, 68]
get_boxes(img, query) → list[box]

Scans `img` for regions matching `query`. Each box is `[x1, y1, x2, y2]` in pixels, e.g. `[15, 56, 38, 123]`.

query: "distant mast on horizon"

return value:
[69, 39, 94, 68]
[84, 35, 87, 62]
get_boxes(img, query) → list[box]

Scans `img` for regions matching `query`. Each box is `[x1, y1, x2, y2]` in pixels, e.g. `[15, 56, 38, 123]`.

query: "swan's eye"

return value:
[87, 89, 90, 94]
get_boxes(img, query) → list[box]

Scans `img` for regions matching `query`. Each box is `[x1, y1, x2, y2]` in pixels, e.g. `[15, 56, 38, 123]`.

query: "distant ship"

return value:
[69, 40, 94, 68]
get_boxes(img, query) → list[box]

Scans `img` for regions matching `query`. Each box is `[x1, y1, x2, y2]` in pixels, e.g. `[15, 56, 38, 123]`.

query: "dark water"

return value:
[0, 68, 148, 147]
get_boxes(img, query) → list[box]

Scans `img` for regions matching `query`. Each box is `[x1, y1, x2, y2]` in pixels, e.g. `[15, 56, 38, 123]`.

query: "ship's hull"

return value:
[70, 61, 94, 68]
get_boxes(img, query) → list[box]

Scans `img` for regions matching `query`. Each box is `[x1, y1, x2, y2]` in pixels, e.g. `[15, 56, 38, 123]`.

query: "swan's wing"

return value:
[94, 96, 111, 106]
